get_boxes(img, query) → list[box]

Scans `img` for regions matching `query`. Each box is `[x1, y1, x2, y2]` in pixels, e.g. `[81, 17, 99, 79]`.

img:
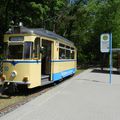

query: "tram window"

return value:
[66, 49, 71, 59]
[59, 43, 65, 48]
[71, 51, 75, 59]
[34, 38, 40, 59]
[66, 46, 70, 49]
[8, 45, 23, 59]
[71, 47, 74, 50]
[24, 42, 33, 59]
[59, 48, 65, 59]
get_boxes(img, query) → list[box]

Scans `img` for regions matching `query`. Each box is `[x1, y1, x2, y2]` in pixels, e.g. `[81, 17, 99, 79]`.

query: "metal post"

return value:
[109, 33, 112, 84]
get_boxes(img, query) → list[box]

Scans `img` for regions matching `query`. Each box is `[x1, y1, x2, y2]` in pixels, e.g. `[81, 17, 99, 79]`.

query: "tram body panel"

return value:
[28, 62, 41, 88]
[3, 61, 41, 88]
[3, 62, 17, 80]
[52, 60, 76, 81]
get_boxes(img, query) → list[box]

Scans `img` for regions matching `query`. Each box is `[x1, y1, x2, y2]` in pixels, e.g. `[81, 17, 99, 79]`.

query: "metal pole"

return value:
[109, 33, 112, 84]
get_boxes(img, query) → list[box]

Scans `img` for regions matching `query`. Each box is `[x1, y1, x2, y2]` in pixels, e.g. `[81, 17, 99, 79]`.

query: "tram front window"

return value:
[8, 45, 23, 59]
[24, 42, 33, 59]
[7, 42, 33, 59]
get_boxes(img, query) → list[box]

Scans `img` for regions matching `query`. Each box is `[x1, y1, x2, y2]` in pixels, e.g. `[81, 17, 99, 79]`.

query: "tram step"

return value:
[41, 80, 53, 86]
[41, 75, 53, 86]
[41, 75, 50, 80]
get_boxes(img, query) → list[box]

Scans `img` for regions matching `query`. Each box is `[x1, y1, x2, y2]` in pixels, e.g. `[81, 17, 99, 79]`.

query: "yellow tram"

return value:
[0, 26, 77, 90]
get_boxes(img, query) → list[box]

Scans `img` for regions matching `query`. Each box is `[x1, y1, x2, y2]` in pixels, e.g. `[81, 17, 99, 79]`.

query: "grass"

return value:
[75, 69, 85, 75]
[0, 95, 27, 110]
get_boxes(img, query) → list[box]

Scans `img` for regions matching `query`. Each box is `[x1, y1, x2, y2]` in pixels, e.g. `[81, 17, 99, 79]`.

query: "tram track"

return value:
[0, 70, 84, 117]
[0, 78, 70, 117]
[0, 83, 56, 117]
[0, 69, 84, 118]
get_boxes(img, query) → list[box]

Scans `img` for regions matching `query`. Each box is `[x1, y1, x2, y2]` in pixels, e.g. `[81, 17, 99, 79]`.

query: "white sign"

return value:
[100, 33, 110, 53]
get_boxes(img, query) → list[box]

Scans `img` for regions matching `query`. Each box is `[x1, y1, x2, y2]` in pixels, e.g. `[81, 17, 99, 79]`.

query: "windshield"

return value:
[24, 42, 33, 59]
[8, 45, 23, 59]
[5, 42, 33, 59]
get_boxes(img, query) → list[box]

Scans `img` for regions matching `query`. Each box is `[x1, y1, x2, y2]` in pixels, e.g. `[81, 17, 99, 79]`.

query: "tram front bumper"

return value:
[0, 79, 31, 85]
[0, 73, 31, 85]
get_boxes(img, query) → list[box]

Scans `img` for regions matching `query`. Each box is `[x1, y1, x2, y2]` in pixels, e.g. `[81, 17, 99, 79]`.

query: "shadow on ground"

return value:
[91, 69, 120, 75]
[81, 78, 105, 83]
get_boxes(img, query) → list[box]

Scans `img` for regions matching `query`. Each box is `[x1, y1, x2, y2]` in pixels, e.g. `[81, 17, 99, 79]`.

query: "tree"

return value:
[0, 0, 120, 66]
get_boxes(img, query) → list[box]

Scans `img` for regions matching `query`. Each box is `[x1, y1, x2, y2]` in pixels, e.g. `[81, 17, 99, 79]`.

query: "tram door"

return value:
[41, 40, 52, 77]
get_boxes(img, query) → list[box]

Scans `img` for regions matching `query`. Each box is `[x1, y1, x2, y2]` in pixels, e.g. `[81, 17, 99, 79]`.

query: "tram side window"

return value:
[59, 43, 65, 47]
[71, 47, 75, 59]
[71, 50, 75, 59]
[59, 43, 75, 59]
[34, 38, 40, 59]
[59, 48, 66, 59]
[66, 49, 71, 59]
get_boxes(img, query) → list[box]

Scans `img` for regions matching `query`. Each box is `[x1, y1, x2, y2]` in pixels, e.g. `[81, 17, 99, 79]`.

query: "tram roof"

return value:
[6, 26, 74, 45]
[21, 27, 74, 45]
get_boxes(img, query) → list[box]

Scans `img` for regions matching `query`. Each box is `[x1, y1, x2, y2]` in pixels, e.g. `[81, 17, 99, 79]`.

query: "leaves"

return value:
[0, 0, 120, 65]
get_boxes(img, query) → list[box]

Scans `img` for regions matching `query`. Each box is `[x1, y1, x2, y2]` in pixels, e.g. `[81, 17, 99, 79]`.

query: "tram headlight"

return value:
[11, 71, 17, 78]
[0, 74, 6, 82]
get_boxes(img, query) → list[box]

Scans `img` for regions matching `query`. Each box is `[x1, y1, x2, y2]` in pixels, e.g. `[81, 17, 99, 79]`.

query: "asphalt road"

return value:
[0, 68, 120, 120]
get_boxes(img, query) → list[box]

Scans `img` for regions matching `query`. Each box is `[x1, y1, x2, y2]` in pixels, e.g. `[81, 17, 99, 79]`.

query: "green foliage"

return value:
[0, 0, 120, 66]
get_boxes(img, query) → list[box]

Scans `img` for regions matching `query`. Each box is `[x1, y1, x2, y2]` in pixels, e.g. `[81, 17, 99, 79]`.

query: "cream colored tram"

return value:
[0, 26, 77, 90]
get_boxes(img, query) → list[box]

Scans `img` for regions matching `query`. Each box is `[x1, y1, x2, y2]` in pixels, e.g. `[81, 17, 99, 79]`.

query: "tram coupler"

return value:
[1, 82, 18, 95]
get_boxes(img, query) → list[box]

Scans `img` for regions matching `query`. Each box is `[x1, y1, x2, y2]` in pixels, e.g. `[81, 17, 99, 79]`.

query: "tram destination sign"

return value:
[9, 36, 24, 41]
[100, 33, 110, 53]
